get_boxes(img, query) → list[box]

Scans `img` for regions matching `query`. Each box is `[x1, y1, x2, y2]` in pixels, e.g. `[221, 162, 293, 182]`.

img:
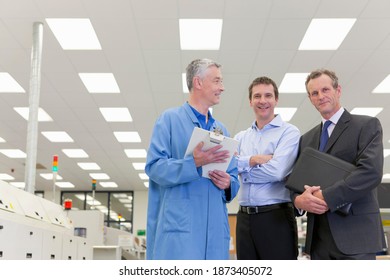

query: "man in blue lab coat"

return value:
[145, 58, 239, 259]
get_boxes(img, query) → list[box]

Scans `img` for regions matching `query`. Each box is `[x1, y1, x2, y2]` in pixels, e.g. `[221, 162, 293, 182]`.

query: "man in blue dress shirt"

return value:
[234, 76, 300, 260]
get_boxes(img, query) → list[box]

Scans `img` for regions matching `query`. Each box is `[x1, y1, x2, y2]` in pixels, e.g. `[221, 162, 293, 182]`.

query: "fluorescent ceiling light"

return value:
[275, 108, 297, 121]
[99, 182, 118, 188]
[125, 149, 147, 158]
[114, 131, 141, 143]
[123, 204, 132, 208]
[77, 162, 101, 170]
[14, 107, 53, 122]
[89, 173, 110, 180]
[79, 73, 120, 93]
[42, 131, 74, 142]
[132, 162, 146, 170]
[179, 19, 223, 50]
[10, 182, 25, 189]
[139, 173, 149, 180]
[99, 108, 132, 122]
[62, 149, 89, 158]
[55, 182, 75, 188]
[46, 18, 101, 50]
[350, 107, 383, 117]
[0, 73, 25, 93]
[0, 173, 14, 180]
[144, 182, 149, 188]
[299, 18, 356, 50]
[383, 174, 390, 180]
[279, 73, 309, 93]
[384, 149, 390, 158]
[0, 137, 5, 143]
[182, 73, 189, 93]
[0, 149, 26, 158]
[372, 74, 390, 93]
[40, 173, 63, 180]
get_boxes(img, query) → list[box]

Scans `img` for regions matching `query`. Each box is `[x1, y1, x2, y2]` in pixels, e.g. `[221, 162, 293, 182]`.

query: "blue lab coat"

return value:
[145, 102, 239, 260]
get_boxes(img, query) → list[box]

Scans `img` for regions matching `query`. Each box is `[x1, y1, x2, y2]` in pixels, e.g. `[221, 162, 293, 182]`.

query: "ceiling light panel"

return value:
[0, 73, 25, 93]
[0, 149, 26, 158]
[124, 149, 147, 158]
[0, 137, 5, 143]
[77, 162, 101, 170]
[299, 18, 356, 50]
[350, 107, 383, 117]
[182, 73, 189, 93]
[132, 162, 146, 170]
[138, 173, 149, 180]
[89, 173, 110, 180]
[372, 74, 390, 93]
[14, 107, 53, 122]
[46, 18, 102, 50]
[0, 173, 14, 180]
[99, 108, 133, 122]
[279, 73, 309, 93]
[114, 132, 141, 143]
[62, 149, 89, 158]
[99, 182, 118, 188]
[40, 173, 63, 180]
[42, 131, 74, 142]
[79, 73, 120, 93]
[55, 182, 75, 188]
[179, 19, 223, 50]
[274, 108, 297, 121]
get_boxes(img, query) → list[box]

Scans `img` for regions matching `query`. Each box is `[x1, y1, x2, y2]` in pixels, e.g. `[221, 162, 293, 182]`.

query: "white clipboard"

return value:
[185, 127, 238, 178]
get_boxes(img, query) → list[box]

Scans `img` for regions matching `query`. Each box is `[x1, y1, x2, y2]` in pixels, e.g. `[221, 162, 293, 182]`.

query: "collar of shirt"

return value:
[189, 104, 215, 131]
[321, 107, 345, 136]
[251, 114, 283, 131]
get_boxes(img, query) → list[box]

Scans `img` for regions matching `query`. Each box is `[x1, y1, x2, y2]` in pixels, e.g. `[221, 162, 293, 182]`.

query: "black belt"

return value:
[239, 202, 293, 214]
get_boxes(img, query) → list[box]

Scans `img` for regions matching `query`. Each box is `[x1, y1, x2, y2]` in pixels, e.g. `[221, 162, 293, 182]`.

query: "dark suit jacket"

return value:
[297, 110, 386, 255]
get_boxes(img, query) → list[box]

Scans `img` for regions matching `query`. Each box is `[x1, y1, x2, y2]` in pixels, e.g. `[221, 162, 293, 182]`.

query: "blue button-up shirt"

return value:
[234, 114, 300, 206]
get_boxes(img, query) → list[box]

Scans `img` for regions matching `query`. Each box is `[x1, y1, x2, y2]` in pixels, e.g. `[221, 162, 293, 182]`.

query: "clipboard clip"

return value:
[209, 131, 224, 144]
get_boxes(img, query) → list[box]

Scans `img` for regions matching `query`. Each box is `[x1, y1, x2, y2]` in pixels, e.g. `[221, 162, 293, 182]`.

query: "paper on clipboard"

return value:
[185, 127, 238, 178]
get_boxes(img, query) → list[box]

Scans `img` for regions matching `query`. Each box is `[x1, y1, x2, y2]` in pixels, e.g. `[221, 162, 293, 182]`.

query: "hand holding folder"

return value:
[185, 127, 238, 179]
[286, 147, 355, 215]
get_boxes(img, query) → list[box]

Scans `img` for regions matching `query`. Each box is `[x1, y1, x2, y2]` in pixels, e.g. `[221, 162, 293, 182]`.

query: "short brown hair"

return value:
[305, 69, 339, 95]
[248, 76, 279, 100]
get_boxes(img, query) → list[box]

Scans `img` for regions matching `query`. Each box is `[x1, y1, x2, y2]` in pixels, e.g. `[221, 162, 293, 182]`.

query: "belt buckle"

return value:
[247, 206, 258, 214]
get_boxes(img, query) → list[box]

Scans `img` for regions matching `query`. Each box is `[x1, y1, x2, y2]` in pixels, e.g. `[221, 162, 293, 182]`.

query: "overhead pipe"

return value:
[25, 22, 43, 194]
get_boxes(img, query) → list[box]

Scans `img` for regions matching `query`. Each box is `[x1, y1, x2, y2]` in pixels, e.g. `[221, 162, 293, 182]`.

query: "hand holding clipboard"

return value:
[185, 127, 238, 179]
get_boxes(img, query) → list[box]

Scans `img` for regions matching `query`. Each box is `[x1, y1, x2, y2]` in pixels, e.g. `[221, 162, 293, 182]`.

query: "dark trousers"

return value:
[310, 214, 376, 260]
[236, 204, 298, 260]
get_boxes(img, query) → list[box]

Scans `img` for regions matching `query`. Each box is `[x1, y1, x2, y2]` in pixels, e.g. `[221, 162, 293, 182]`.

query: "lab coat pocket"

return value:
[163, 199, 191, 233]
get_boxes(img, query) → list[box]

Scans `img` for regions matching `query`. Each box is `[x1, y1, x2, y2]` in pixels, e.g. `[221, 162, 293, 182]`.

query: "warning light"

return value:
[64, 199, 72, 210]
[92, 179, 96, 190]
[52, 155, 58, 172]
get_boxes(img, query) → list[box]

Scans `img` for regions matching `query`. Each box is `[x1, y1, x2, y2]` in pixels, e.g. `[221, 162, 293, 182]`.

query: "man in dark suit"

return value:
[292, 69, 387, 260]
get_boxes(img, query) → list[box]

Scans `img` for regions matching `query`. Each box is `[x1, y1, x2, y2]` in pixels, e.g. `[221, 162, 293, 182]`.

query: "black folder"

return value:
[286, 147, 355, 215]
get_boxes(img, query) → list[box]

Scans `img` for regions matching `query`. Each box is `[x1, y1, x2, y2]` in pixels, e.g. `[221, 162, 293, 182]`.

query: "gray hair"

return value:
[186, 58, 221, 91]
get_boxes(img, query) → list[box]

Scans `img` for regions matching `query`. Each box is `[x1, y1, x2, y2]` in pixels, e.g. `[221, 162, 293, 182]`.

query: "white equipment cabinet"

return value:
[0, 180, 92, 260]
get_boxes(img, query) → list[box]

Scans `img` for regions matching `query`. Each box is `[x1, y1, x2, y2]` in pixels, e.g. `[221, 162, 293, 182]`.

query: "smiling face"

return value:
[307, 73, 341, 119]
[196, 65, 224, 107]
[250, 83, 278, 124]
